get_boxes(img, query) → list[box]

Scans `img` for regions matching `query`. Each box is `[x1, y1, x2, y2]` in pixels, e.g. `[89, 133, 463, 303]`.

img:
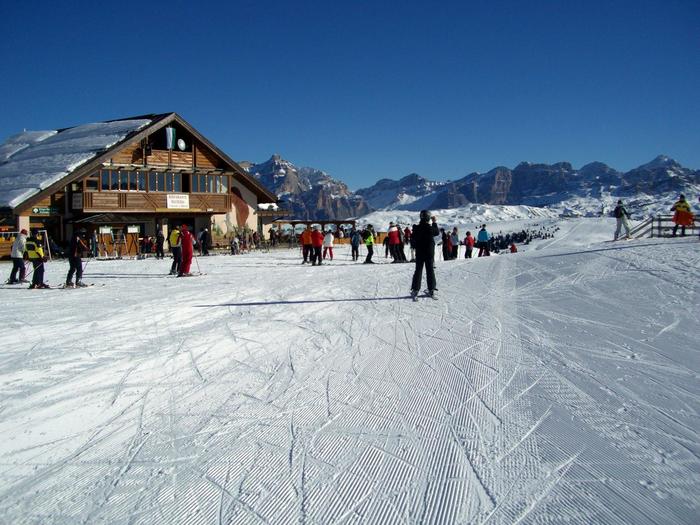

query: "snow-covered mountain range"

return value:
[244, 155, 370, 220]
[244, 154, 699, 220]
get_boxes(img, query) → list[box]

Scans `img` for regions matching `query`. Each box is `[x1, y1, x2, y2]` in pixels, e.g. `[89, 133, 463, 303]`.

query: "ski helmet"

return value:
[419, 210, 431, 222]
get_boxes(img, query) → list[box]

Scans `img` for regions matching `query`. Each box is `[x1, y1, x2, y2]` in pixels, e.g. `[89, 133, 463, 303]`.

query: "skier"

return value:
[169, 225, 181, 275]
[26, 231, 49, 289]
[300, 226, 313, 264]
[477, 225, 491, 257]
[178, 224, 194, 276]
[450, 227, 460, 259]
[350, 227, 361, 261]
[322, 229, 334, 261]
[464, 231, 475, 259]
[201, 228, 210, 255]
[363, 225, 376, 264]
[410, 210, 440, 300]
[613, 199, 632, 240]
[311, 226, 324, 265]
[671, 194, 693, 237]
[387, 222, 401, 262]
[66, 228, 89, 288]
[510, 243, 518, 253]
[155, 227, 165, 259]
[7, 229, 28, 284]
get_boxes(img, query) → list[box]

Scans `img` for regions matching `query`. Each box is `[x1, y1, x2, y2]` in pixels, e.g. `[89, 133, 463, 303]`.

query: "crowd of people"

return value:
[5, 195, 698, 289]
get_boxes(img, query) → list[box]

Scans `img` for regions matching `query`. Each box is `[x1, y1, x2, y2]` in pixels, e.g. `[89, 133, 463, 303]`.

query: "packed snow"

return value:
[0, 119, 151, 208]
[0, 218, 699, 524]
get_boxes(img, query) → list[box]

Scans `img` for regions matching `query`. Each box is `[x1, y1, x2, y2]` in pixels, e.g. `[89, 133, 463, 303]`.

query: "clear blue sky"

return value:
[1, 0, 698, 189]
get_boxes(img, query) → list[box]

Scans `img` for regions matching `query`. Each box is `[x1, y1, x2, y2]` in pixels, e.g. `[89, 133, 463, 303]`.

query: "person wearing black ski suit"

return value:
[411, 211, 439, 294]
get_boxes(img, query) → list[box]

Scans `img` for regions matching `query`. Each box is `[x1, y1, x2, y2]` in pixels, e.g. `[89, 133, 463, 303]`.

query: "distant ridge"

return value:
[244, 154, 699, 219]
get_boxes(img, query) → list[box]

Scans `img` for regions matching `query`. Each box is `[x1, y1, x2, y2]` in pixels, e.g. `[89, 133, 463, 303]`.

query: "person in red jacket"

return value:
[510, 243, 518, 253]
[310, 226, 324, 266]
[179, 224, 194, 276]
[464, 231, 475, 258]
[300, 226, 313, 264]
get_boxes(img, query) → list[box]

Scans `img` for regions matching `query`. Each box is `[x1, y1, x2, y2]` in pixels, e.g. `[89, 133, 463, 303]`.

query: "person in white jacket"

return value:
[322, 230, 335, 261]
[7, 229, 28, 284]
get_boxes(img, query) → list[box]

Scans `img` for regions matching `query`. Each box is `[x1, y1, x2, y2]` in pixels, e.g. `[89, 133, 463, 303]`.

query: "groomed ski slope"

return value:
[0, 219, 698, 524]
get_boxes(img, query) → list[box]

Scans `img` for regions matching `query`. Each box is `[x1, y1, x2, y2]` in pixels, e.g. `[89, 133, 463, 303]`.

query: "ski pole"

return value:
[194, 254, 201, 275]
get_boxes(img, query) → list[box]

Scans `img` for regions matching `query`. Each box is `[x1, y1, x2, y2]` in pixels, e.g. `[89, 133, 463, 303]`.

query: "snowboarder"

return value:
[671, 194, 693, 237]
[26, 231, 48, 289]
[410, 211, 440, 299]
[613, 199, 632, 240]
[464, 231, 475, 259]
[363, 225, 376, 264]
[178, 225, 194, 276]
[477, 225, 491, 257]
[322, 229, 334, 261]
[350, 227, 361, 261]
[7, 229, 28, 284]
[66, 228, 89, 288]
[169, 225, 181, 275]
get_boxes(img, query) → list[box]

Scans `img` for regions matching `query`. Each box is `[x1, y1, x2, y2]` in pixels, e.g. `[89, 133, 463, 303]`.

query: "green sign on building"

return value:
[31, 207, 58, 215]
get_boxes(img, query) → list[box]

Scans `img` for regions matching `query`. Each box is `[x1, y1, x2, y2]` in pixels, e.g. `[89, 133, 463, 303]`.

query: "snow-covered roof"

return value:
[0, 119, 151, 209]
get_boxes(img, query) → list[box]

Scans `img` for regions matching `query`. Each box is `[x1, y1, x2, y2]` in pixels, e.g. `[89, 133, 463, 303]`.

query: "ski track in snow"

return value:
[0, 222, 699, 524]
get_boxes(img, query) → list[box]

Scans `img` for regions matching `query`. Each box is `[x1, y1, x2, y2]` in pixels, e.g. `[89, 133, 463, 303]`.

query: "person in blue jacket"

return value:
[477, 224, 491, 257]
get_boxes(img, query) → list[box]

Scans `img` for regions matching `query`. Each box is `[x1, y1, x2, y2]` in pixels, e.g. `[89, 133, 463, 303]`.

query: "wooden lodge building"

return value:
[0, 113, 282, 256]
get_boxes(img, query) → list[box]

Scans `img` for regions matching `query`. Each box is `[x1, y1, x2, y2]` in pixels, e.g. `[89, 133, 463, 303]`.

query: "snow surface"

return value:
[0, 119, 151, 208]
[0, 218, 699, 523]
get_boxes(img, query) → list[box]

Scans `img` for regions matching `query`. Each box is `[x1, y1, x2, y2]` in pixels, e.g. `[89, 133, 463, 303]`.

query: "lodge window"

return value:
[192, 174, 229, 193]
[85, 177, 99, 191]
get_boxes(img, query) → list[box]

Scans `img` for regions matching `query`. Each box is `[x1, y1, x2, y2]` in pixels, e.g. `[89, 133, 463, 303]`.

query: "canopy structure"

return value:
[272, 218, 357, 230]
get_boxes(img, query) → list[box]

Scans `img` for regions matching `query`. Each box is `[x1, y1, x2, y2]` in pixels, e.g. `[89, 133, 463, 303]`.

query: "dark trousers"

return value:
[465, 247, 473, 259]
[170, 247, 182, 274]
[411, 253, 436, 292]
[10, 258, 26, 282]
[451, 246, 458, 259]
[31, 259, 44, 286]
[67, 256, 83, 284]
[311, 246, 322, 265]
[351, 245, 359, 260]
[477, 242, 490, 257]
[156, 242, 165, 259]
[302, 244, 312, 263]
[365, 244, 374, 263]
[672, 225, 686, 236]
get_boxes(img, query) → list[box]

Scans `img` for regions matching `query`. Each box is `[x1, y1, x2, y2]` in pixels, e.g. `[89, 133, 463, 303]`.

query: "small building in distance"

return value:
[0, 113, 283, 256]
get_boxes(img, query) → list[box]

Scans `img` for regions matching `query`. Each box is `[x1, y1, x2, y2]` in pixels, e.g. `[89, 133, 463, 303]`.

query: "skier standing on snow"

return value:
[387, 222, 401, 262]
[66, 228, 89, 288]
[300, 226, 313, 264]
[178, 225, 194, 276]
[477, 225, 491, 257]
[671, 194, 693, 237]
[410, 210, 440, 299]
[155, 227, 165, 259]
[311, 226, 324, 266]
[26, 231, 48, 289]
[613, 199, 632, 240]
[450, 227, 460, 259]
[169, 225, 181, 275]
[7, 228, 28, 284]
[464, 231, 475, 259]
[350, 227, 361, 261]
[322, 229, 334, 261]
[363, 225, 376, 264]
